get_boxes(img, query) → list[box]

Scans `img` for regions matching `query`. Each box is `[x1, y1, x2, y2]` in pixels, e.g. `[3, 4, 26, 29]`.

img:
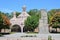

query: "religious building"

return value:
[0, 6, 38, 33]
[10, 5, 30, 33]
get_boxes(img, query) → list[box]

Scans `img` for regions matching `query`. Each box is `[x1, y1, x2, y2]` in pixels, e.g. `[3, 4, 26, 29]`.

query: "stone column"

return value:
[21, 27, 23, 33]
[39, 9, 49, 34]
[20, 22, 24, 33]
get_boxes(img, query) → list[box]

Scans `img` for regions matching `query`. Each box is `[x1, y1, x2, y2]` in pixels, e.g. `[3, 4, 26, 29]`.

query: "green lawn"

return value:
[10, 32, 17, 34]
[10, 32, 38, 34]
[26, 32, 38, 34]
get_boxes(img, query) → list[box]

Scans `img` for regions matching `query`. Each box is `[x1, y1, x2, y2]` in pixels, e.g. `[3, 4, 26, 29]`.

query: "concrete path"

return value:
[2, 33, 60, 40]
[4, 33, 26, 37]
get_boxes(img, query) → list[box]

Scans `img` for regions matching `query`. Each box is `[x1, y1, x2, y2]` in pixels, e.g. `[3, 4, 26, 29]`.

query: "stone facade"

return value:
[10, 5, 30, 33]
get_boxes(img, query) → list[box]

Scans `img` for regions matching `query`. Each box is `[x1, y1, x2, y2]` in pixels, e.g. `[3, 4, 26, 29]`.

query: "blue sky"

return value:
[0, 0, 60, 13]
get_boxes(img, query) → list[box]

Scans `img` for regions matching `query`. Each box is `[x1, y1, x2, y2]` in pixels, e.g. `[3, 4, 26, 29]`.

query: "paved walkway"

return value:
[3, 33, 60, 38]
[4, 33, 26, 37]
[2, 33, 60, 40]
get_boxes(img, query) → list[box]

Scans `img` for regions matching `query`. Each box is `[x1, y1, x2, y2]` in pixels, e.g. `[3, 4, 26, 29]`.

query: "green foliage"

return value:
[11, 12, 21, 18]
[15, 12, 21, 17]
[28, 9, 39, 16]
[21, 35, 37, 37]
[0, 13, 3, 29]
[5, 12, 21, 19]
[24, 15, 39, 32]
[24, 9, 41, 32]
[52, 13, 60, 28]
[0, 12, 10, 32]
[48, 9, 60, 24]
[0, 34, 3, 37]
[48, 9, 60, 29]
[48, 35, 52, 40]
[52, 23, 58, 28]
[48, 9, 56, 24]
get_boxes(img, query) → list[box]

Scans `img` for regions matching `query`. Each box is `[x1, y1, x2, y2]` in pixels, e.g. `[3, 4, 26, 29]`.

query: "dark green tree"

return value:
[16, 12, 21, 17]
[24, 9, 41, 32]
[24, 15, 39, 32]
[0, 14, 3, 32]
[28, 9, 39, 16]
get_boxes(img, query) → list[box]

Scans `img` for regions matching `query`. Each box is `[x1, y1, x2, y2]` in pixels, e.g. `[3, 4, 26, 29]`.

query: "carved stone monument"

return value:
[39, 9, 49, 34]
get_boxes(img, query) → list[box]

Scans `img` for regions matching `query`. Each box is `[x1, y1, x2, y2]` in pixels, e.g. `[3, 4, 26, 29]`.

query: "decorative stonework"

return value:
[10, 6, 30, 33]
[39, 9, 49, 34]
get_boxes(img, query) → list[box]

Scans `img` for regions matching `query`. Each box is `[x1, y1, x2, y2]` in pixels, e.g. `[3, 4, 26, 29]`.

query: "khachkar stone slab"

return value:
[39, 9, 49, 34]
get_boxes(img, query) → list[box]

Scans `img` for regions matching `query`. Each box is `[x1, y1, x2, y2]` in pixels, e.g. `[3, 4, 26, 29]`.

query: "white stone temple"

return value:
[10, 5, 30, 33]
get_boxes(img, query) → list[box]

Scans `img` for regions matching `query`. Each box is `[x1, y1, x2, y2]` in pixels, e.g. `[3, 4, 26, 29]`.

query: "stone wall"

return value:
[1, 29, 11, 33]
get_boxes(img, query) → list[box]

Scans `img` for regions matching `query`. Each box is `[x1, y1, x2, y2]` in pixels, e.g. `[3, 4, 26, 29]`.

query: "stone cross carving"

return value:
[39, 9, 49, 34]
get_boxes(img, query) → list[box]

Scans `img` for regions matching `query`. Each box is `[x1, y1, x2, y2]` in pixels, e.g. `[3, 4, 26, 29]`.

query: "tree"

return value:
[0, 12, 10, 32]
[6, 12, 21, 19]
[0, 14, 3, 32]
[24, 15, 39, 32]
[16, 12, 21, 17]
[48, 9, 60, 33]
[48, 9, 60, 24]
[24, 9, 41, 32]
[28, 9, 39, 16]
[5, 13, 12, 19]
[2, 14, 10, 32]
[49, 12, 60, 32]
[11, 12, 21, 17]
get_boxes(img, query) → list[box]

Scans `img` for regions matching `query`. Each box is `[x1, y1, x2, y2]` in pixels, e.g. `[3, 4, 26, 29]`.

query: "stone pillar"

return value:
[21, 27, 23, 33]
[20, 22, 24, 33]
[10, 25, 13, 32]
[39, 9, 49, 34]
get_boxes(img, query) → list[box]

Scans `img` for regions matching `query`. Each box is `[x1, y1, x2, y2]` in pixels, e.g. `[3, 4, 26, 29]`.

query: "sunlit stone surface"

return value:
[39, 9, 49, 34]
[10, 5, 30, 33]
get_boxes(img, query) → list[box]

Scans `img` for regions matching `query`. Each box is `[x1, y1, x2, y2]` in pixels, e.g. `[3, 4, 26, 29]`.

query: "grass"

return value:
[10, 32, 17, 34]
[10, 32, 38, 34]
[26, 32, 38, 34]
[0, 34, 3, 37]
